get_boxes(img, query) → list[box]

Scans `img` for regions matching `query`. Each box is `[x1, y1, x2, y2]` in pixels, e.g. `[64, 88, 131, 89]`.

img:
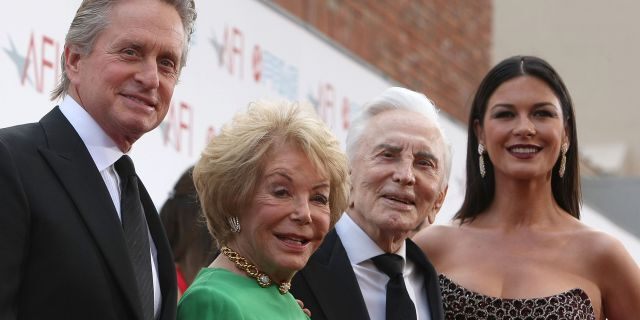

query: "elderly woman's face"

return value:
[233, 142, 331, 280]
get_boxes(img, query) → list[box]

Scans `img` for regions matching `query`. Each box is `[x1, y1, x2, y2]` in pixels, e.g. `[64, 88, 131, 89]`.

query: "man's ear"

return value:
[434, 185, 448, 213]
[64, 45, 83, 83]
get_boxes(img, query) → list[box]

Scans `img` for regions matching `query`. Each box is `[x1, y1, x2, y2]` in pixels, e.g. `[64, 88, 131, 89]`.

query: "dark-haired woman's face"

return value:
[476, 76, 568, 181]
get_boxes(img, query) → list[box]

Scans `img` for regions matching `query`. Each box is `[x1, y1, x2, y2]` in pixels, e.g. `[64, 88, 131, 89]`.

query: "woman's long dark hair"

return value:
[455, 55, 581, 223]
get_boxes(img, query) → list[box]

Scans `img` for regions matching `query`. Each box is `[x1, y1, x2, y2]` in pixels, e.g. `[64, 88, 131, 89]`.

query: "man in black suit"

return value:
[0, 1, 196, 319]
[291, 87, 451, 320]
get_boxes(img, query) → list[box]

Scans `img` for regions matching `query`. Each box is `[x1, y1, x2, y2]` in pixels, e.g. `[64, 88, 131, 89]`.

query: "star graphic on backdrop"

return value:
[3, 36, 31, 86]
[209, 30, 224, 66]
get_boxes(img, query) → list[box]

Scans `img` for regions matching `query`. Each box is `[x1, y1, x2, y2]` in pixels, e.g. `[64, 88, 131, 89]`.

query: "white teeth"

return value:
[281, 236, 306, 244]
[511, 147, 538, 153]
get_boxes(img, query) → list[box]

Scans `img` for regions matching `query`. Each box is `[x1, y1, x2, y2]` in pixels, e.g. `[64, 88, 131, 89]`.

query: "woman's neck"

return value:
[479, 173, 567, 230]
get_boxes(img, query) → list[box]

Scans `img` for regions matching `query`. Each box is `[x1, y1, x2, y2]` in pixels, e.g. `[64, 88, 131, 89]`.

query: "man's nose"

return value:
[392, 160, 415, 186]
[135, 59, 160, 89]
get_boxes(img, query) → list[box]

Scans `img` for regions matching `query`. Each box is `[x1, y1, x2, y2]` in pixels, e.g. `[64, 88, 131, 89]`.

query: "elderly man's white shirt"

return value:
[335, 213, 431, 320]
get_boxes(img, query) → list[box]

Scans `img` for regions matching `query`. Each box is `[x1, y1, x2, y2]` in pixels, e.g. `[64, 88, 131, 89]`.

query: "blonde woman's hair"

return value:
[193, 100, 349, 246]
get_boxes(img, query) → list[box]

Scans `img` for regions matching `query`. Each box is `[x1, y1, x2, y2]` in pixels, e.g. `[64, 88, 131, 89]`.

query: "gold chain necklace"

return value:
[221, 246, 291, 294]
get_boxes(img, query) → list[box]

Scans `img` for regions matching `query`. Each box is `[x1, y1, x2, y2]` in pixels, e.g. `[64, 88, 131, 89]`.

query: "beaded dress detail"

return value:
[439, 274, 596, 320]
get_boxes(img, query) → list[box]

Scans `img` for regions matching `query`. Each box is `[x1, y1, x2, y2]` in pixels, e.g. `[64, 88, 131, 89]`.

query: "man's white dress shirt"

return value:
[335, 213, 431, 320]
[60, 96, 162, 319]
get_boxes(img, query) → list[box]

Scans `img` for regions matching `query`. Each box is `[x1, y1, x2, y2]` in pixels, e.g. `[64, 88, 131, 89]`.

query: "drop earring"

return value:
[478, 143, 486, 178]
[559, 143, 568, 178]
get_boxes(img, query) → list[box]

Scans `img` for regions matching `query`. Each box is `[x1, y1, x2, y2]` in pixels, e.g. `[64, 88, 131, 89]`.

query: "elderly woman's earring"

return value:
[478, 143, 486, 178]
[228, 216, 241, 233]
[559, 143, 568, 178]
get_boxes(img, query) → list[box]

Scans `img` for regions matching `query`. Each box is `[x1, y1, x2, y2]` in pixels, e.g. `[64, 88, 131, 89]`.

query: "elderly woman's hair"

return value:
[193, 100, 350, 246]
[456, 55, 580, 223]
[51, 0, 197, 100]
[345, 87, 453, 188]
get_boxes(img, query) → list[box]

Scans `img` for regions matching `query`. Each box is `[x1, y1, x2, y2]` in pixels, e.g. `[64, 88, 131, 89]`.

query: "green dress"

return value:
[177, 268, 310, 320]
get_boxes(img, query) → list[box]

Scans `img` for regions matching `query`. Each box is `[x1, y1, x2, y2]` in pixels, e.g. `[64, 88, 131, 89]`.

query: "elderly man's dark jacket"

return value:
[291, 228, 444, 320]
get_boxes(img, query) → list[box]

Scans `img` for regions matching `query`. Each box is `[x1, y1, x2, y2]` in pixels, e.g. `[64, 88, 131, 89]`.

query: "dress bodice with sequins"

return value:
[439, 274, 596, 320]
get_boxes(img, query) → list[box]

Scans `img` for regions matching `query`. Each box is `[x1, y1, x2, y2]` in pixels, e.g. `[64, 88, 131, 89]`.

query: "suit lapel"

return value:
[38, 108, 144, 320]
[406, 239, 444, 320]
[300, 230, 370, 320]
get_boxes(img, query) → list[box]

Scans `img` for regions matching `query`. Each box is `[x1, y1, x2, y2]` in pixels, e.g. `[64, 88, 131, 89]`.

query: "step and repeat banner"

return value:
[2, 0, 638, 261]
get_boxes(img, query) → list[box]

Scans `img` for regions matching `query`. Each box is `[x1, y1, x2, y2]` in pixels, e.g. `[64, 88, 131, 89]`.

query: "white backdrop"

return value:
[1, 0, 638, 263]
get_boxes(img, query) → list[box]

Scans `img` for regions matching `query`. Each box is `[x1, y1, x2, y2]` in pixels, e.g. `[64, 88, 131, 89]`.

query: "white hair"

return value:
[345, 87, 453, 187]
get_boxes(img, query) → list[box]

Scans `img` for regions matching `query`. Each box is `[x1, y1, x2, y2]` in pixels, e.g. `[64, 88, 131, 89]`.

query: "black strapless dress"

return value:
[439, 274, 596, 320]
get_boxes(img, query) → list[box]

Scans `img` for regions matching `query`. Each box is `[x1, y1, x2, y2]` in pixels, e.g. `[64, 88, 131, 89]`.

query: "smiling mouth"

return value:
[276, 235, 310, 246]
[122, 94, 156, 108]
[383, 195, 414, 205]
[508, 146, 541, 154]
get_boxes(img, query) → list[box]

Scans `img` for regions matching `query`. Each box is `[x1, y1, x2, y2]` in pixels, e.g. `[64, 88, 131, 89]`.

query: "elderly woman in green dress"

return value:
[177, 100, 349, 319]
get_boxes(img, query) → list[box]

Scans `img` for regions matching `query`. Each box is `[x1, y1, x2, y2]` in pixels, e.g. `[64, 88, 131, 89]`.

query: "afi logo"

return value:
[4, 32, 61, 94]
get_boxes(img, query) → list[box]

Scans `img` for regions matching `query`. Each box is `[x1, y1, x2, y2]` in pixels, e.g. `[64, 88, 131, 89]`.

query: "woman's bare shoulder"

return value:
[412, 222, 465, 258]
[570, 226, 631, 262]
[572, 227, 640, 318]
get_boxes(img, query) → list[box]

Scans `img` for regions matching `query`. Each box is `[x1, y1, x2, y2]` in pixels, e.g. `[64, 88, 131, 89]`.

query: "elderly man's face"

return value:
[66, 0, 185, 151]
[349, 109, 447, 241]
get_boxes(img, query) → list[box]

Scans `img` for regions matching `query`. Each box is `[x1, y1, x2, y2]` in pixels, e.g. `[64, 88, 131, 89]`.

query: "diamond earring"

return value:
[478, 143, 486, 178]
[228, 216, 241, 233]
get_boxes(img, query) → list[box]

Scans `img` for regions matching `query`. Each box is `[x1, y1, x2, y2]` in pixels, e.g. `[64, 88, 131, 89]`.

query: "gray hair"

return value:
[345, 87, 453, 188]
[50, 0, 197, 100]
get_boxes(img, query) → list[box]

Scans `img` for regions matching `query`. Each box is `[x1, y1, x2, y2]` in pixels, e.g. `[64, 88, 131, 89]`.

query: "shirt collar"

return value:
[335, 213, 407, 265]
[59, 95, 124, 170]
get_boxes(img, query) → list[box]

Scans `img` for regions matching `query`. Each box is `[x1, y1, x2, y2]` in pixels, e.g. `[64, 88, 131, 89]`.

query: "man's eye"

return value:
[417, 159, 435, 168]
[160, 59, 176, 69]
[122, 48, 137, 56]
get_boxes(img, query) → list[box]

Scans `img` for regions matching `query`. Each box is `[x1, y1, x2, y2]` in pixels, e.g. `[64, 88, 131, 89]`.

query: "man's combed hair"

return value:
[51, 0, 197, 100]
[193, 100, 350, 246]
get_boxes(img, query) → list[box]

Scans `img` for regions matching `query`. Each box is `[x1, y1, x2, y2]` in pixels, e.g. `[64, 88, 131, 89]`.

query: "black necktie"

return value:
[115, 155, 154, 320]
[372, 253, 417, 320]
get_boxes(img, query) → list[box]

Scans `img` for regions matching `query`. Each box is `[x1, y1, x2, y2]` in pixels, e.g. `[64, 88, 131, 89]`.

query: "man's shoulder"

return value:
[406, 237, 438, 273]
[0, 107, 61, 146]
[308, 229, 342, 263]
[0, 121, 45, 154]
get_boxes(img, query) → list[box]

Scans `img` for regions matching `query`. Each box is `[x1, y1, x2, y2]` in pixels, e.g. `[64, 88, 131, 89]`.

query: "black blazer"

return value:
[291, 229, 444, 320]
[0, 108, 176, 320]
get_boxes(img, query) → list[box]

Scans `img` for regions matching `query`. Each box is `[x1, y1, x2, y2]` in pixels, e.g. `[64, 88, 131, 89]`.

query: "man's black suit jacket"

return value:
[0, 107, 177, 320]
[291, 229, 444, 320]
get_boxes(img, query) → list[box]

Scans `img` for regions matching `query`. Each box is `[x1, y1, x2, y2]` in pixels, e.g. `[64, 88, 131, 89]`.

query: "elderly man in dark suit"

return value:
[0, 1, 196, 319]
[291, 87, 451, 320]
